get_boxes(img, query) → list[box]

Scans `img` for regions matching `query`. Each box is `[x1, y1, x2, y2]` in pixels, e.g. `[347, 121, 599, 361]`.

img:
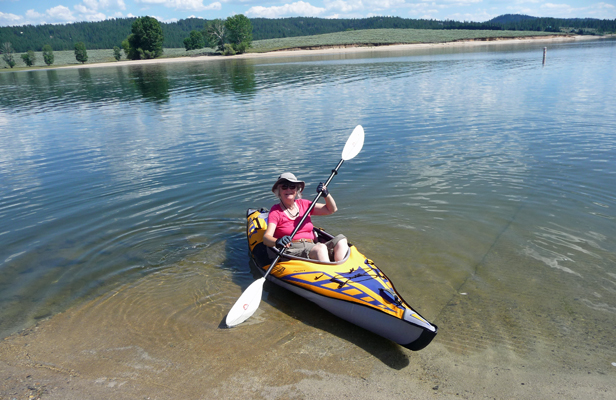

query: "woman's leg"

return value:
[333, 238, 349, 261]
[309, 243, 329, 261]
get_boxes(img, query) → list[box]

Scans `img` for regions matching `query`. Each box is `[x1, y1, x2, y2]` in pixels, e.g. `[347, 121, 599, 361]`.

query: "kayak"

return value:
[246, 208, 438, 351]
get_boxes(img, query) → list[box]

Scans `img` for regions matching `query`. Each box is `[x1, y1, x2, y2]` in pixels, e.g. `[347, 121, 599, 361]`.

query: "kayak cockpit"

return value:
[269, 226, 351, 265]
[247, 208, 351, 266]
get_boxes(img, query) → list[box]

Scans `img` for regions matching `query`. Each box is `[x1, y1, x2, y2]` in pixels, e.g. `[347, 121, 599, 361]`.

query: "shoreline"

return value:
[12, 34, 609, 73]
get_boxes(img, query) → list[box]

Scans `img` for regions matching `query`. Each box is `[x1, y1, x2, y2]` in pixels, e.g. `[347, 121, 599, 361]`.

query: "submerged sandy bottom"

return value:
[1, 241, 613, 400]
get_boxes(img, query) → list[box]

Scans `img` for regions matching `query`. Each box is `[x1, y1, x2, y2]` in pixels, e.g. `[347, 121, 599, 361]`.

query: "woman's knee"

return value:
[310, 243, 328, 260]
[334, 238, 348, 249]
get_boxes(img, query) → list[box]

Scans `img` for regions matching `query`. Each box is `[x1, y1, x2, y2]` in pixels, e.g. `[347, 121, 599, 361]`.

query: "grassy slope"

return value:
[1, 29, 566, 70]
[250, 28, 565, 52]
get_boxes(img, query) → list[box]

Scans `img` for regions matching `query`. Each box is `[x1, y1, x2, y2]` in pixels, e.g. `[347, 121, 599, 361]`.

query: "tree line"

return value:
[1, 15, 614, 53]
[1, 15, 252, 68]
[489, 14, 616, 33]
[1, 13, 614, 67]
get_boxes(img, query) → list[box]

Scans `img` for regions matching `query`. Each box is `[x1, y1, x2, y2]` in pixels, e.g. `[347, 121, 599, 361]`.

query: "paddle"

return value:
[225, 125, 365, 328]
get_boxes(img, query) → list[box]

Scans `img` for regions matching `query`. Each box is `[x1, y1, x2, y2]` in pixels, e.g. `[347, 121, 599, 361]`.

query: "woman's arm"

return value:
[312, 185, 337, 216]
[263, 222, 279, 247]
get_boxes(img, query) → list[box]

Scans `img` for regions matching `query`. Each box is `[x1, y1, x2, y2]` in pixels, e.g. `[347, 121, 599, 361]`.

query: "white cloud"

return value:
[150, 14, 181, 23]
[135, 0, 222, 11]
[323, 0, 406, 13]
[4, 1, 130, 25]
[539, 2, 582, 18]
[81, 0, 127, 11]
[245, 0, 407, 18]
[446, 10, 495, 22]
[246, 1, 327, 18]
[442, 0, 482, 5]
[369, 0, 405, 9]
[25, 6, 77, 24]
[323, 0, 364, 13]
[407, 1, 442, 19]
[0, 11, 23, 26]
[203, 1, 222, 10]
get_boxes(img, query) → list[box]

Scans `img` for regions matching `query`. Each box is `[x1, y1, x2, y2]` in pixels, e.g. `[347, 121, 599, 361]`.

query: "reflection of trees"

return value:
[77, 68, 94, 95]
[26, 70, 42, 87]
[225, 60, 256, 97]
[46, 70, 59, 87]
[129, 64, 170, 103]
[185, 59, 257, 98]
[0, 58, 260, 114]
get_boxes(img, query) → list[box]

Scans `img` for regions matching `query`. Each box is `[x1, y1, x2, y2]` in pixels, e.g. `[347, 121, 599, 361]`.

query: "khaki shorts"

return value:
[268, 234, 346, 260]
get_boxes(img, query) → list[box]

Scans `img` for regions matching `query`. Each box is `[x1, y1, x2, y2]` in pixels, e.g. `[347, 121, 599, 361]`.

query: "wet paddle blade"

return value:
[341, 125, 364, 161]
[225, 278, 265, 327]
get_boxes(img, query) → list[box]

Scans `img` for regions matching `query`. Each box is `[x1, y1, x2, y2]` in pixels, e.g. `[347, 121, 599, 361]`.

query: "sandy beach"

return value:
[50, 34, 604, 71]
[2, 34, 615, 399]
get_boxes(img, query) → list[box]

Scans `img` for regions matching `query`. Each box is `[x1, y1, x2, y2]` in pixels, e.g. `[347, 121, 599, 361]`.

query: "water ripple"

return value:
[0, 40, 615, 374]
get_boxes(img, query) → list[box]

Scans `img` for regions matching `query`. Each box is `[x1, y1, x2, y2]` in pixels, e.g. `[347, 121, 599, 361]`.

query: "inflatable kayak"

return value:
[246, 208, 438, 351]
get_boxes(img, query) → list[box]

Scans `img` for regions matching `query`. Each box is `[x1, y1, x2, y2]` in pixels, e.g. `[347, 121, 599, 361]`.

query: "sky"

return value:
[0, 0, 615, 27]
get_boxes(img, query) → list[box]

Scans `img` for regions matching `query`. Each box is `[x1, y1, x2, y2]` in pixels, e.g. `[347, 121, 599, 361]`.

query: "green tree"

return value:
[21, 50, 36, 66]
[183, 30, 205, 51]
[204, 19, 226, 53]
[121, 39, 130, 57]
[113, 46, 122, 61]
[74, 42, 88, 63]
[125, 16, 164, 60]
[1, 42, 16, 68]
[223, 43, 236, 56]
[42, 44, 54, 65]
[224, 14, 253, 54]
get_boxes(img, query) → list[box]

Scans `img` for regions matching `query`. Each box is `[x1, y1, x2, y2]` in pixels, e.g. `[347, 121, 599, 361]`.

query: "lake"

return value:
[1, 38, 615, 395]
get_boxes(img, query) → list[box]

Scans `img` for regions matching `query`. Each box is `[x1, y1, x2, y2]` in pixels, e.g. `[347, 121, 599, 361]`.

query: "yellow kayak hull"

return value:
[246, 208, 437, 350]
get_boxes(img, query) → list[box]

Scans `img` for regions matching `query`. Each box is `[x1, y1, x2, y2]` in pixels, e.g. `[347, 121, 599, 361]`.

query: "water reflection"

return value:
[0, 40, 615, 376]
[179, 59, 257, 98]
[46, 69, 59, 86]
[209, 59, 257, 97]
[130, 64, 170, 103]
[0, 59, 260, 112]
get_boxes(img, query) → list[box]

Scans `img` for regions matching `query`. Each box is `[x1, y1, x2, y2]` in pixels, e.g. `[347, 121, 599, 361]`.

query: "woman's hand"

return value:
[317, 182, 329, 197]
[276, 235, 292, 248]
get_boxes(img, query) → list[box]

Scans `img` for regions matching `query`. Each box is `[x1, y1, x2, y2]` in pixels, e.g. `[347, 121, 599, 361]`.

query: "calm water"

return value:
[1, 39, 615, 372]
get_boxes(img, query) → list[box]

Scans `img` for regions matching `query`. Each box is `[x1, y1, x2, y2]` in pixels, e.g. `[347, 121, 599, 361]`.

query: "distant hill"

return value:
[488, 14, 537, 24]
[486, 14, 611, 33]
[1, 15, 614, 53]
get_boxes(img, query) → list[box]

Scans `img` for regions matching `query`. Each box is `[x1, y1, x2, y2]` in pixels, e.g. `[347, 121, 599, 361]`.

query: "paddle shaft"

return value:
[263, 159, 345, 279]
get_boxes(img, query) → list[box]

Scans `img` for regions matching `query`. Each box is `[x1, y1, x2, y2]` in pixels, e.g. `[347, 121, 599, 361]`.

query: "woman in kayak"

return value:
[263, 172, 349, 262]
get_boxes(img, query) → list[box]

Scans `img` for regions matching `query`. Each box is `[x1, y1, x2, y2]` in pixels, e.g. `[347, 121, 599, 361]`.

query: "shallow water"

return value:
[1, 39, 615, 376]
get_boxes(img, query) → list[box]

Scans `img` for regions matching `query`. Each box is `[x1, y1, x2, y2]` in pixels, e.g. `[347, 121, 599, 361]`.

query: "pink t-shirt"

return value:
[269, 199, 315, 241]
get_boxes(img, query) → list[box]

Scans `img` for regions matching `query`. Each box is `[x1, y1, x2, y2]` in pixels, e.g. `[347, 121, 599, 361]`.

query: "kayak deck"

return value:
[246, 208, 437, 350]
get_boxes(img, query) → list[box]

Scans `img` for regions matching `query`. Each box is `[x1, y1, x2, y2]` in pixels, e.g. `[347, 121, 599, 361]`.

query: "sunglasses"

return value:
[280, 184, 298, 190]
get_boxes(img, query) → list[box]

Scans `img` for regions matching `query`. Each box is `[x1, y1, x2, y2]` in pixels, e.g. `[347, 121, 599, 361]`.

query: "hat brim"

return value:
[272, 178, 305, 192]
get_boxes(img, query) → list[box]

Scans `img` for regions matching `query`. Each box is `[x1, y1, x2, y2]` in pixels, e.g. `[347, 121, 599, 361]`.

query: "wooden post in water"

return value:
[543, 47, 547, 65]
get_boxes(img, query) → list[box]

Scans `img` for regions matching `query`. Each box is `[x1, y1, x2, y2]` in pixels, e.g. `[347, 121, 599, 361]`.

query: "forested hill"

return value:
[1, 15, 614, 53]
[0, 18, 205, 53]
[487, 14, 615, 33]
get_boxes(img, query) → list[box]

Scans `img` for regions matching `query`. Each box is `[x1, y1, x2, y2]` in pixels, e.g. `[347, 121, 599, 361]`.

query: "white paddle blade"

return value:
[225, 278, 265, 327]
[341, 125, 364, 161]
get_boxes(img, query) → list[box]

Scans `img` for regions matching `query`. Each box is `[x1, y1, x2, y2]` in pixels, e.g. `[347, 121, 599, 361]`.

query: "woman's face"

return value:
[279, 182, 298, 200]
